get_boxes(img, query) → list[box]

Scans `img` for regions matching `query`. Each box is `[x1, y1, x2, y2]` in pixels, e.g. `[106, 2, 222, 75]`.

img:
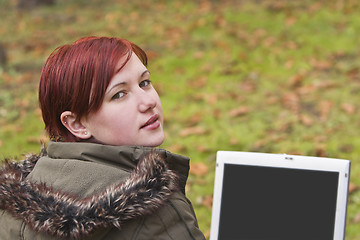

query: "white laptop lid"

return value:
[210, 151, 351, 240]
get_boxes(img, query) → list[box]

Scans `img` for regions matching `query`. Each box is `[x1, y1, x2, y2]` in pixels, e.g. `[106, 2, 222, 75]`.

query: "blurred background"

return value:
[1, 0, 360, 238]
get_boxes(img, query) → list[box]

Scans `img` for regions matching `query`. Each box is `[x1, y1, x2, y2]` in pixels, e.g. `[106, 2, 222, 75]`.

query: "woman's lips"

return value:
[141, 114, 160, 130]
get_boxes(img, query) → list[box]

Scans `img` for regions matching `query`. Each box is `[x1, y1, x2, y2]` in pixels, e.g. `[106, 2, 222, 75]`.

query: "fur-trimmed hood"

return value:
[0, 148, 179, 239]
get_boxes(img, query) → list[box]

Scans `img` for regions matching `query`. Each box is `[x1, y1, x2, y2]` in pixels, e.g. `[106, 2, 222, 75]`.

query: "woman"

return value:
[0, 37, 206, 240]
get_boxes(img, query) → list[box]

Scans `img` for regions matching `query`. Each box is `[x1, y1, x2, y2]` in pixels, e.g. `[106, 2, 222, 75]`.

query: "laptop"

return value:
[210, 151, 351, 240]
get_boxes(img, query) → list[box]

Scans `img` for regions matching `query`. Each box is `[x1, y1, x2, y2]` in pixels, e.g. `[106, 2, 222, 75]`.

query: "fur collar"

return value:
[0, 149, 178, 239]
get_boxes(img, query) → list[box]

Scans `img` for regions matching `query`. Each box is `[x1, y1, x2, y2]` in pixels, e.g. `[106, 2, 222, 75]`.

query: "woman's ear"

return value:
[60, 111, 92, 139]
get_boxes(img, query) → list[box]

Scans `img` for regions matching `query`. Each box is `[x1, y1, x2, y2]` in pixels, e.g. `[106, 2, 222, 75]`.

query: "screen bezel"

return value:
[210, 151, 350, 240]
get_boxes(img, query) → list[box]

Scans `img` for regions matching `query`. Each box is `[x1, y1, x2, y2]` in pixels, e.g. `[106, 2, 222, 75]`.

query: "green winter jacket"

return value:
[0, 141, 206, 240]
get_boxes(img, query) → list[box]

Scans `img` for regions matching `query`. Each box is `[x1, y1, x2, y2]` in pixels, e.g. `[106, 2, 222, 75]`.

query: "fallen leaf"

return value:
[189, 112, 204, 126]
[146, 50, 160, 61]
[206, 93, 218, 105]
[262, 36, 276, 47]
[27, 135, 49, 144]
[341, 103, 355, 115]
[282, 93, 299, 113]
[318, 100, 333, 121]
[204, 230, 211, 240]
[265, 94, 279, 104]
[309, 2, 323, 12]
[314, 135, 327, 143]
[252, 139, 267, 150]
[198, 1, 211, 13]
[190, 162, 209, 176]
[228, 106, 250, 117]
[349, 182, 359, 194]
[2, 72, 13, 84]
[284, 59, 294, 69]
[188, 76, 207, 88]
[239, 80, 256, 92]
[297, 84, 316, 95]
[15, 98, 30, 108]
[213, 108, 221, 119]
[196, 144, 211, 153]
[193, 92, 217, 104]
[266, 1, 286, 11]
[229, 137, 239, 146]
[314, 80, 337, 89]
[167, 143, 186, 153]
[346, 67, 359, 80]
[253, 28, 267, 38]
[201, 195, 213, 209]
[285, 41, 298, 49]
[285, 16, 297, 26]
[353, 212, 360, 224]
[130, 11, 139, 20]
[214, 13, 226, 28]
[289, 74, 305, 88]
[287, 150, 303, 155]
[179, 126, 207, 137]
[193, 51, 204, 60]
[299, 114, 313, 126]
[35, 107, 42, 117]
[339, 144, 353, 153]
[315, 144, 327, 157]
[310, 58, 332, 70]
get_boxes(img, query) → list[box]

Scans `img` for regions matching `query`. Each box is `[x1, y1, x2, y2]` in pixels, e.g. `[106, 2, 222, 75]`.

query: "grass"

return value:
[1, 0, 360, 238]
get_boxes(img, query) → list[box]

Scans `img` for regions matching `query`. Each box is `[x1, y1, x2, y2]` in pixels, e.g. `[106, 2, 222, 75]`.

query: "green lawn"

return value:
[1, 0, 360, 238]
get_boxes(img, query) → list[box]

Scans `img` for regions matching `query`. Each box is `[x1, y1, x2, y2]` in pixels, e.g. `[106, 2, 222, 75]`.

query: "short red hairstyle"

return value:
[39, 36, 148, 142]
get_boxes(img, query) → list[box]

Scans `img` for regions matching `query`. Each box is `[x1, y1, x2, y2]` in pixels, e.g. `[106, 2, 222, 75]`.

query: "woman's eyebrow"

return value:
[141, 70, 150, 77]
[106, 82, 126, 95]
[106, 70, 150, 95]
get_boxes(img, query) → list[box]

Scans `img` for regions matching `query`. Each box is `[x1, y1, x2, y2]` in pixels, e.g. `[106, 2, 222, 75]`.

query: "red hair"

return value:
[39, 36, 148, 141]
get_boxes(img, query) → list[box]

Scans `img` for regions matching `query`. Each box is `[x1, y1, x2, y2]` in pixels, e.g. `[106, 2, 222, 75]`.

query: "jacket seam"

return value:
[20, 221, 25, 240]
[168, 200, 196, 240]
[46, 159, 68, 187]
[132, 217, 145, 240]
[155, 210, 176, 240]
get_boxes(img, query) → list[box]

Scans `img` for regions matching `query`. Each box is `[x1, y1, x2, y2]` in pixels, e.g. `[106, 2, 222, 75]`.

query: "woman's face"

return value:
[82, 53, 164, 147]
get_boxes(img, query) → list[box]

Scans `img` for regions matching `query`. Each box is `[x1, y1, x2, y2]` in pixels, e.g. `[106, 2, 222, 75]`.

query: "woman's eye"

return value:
[111, 91, 126, 100]
[139, 80, 151, 88]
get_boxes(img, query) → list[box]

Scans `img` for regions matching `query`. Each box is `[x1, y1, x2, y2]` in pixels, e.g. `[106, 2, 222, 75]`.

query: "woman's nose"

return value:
[138, 90, 157, 112]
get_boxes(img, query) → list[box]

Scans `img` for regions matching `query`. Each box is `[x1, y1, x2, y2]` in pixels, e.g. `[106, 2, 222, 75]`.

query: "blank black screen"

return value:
[218, 164, 339, 240]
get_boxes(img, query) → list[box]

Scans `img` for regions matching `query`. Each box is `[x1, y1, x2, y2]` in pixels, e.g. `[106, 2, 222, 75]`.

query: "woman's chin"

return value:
[143, 134, 165, 148]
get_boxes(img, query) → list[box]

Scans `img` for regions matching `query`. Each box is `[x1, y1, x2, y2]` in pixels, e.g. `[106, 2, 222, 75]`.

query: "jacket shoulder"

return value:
[129, 192, 206, 240]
